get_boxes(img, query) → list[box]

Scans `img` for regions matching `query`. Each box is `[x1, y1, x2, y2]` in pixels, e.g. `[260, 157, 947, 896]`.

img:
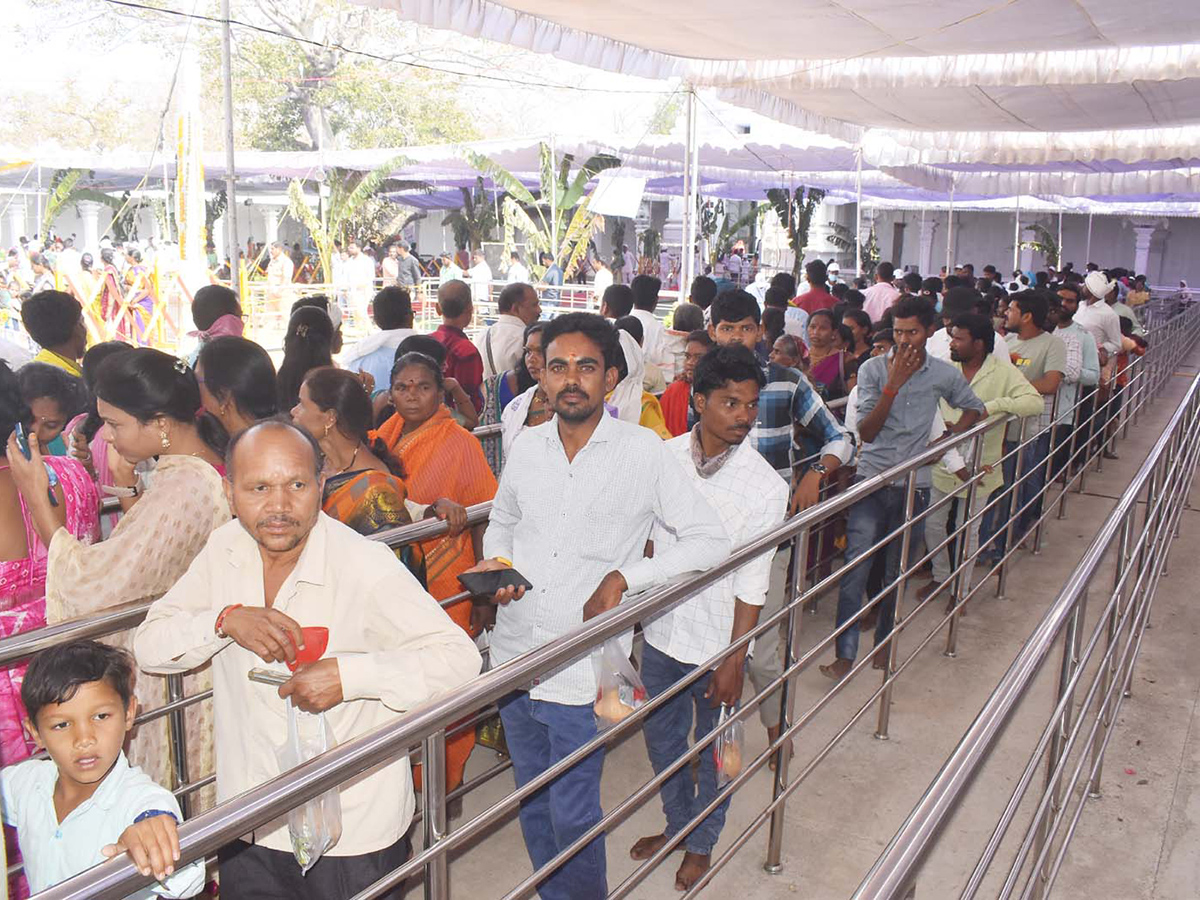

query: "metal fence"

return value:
[19, 302, 1200, 899]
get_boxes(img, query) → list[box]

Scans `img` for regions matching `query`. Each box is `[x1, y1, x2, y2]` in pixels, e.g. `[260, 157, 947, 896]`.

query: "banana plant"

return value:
[286, 154, 417, 282]
[463, 143, 620, 276]
[442, 177, 498, 252]
[766, 186, 826, 278]
[1018, 222, 1060, 268]
[40, 169, 88, 241]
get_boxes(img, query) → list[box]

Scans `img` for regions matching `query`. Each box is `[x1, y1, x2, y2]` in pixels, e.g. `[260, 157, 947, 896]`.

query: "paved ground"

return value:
[414, 355, 1200, 900]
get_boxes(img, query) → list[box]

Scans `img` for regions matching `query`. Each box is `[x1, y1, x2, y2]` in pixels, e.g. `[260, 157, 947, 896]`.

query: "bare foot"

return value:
[766, 723, 794, 771]
[675, 852, 711, 891]
[820, 657, 852, 681]
[630, 834, 671, 861]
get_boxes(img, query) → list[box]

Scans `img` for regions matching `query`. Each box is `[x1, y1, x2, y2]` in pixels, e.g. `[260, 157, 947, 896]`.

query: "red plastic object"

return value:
[287, 626, 329, 672]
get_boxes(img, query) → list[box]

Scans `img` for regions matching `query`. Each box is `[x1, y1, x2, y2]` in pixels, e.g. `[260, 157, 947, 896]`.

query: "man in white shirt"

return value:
[630, 274, 671, 383]
[506, 252, 530, 284]
[476, 281, 541, 379]
[467, 249, 493, 304]
[591, 258, 613, 308]
[343, 239, 376, 327]
[1074, 271, 1122, 367]
[1051, 283, 1101, 479]
[862, 261, 901, 324]
[622, 244, 637, 284]
[380, 244, 400, 287]
[465, 312, 729, 900]
[632, 344, 788, 891]
[265, 241, 295, 304]
[134, 421, 481, 900]
[927, 287, 1012, 365]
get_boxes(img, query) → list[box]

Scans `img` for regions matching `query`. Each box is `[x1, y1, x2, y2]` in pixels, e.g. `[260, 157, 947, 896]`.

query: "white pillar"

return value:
[259, 206, 279, 245]
[1019, 227, 1037, 272]
[211, 213, 226, 265]
[78, 201, 105, 256]
[918, 214, 937, 276]
[7, 197, 26, 249]
[1131, 223, 1156, 276]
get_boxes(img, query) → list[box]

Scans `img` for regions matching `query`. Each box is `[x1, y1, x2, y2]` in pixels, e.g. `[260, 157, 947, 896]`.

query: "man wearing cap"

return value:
[1075, 271, 1122, 366]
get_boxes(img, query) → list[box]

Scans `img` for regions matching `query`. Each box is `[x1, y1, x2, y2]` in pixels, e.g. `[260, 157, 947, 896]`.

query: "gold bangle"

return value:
[495, 556, 513, 568]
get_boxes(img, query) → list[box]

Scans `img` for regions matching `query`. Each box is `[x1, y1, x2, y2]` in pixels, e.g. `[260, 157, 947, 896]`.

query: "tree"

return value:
[766, 187, 827, 278]
[40, 169, 88, 241]
[442, 178, 499, 252]
[1019, 222, 1060, 268]
[285, 154, 416, 281]
[464, 143, 621, 278]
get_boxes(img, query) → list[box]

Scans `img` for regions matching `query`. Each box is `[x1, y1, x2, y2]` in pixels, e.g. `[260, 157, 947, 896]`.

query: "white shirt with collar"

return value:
[927, 327, 1013, 365]
[1, 753, 205, 897]
[484, 413, 731, 705]
[645, 431, 788, 666]
[1074, 299, 1123, 356]
[133, 513, 481, 857]
[506, 262, 530, 284]
[630, 308, 670, 379]
[475, 312, 526, 379]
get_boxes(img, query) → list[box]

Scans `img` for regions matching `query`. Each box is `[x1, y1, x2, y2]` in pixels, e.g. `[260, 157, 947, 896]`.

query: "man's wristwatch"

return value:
[809, 462, 829, 478]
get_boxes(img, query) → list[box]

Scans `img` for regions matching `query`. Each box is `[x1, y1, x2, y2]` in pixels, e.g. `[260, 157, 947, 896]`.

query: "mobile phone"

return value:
[14, 423, 30, 460]
[458, 568, 534, 597]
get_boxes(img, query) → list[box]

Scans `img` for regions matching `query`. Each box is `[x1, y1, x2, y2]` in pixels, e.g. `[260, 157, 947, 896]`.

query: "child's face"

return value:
[26, 680, 135, 789]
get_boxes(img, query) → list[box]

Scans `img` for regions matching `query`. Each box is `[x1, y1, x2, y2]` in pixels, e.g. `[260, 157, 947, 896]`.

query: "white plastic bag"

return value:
[591, 638, 647, 729]
[275, 698, 343, 874]
[713, 704, 745, 786]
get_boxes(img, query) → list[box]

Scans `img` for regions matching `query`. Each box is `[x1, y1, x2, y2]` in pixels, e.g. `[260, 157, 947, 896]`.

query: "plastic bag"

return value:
[591, 638, 647, 729]
[713, 704, 745, 786]
[275, 698, 343, 874]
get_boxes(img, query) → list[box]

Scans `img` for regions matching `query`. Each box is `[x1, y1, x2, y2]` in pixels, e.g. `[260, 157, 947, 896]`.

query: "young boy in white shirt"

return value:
[1, 641, 205, 898]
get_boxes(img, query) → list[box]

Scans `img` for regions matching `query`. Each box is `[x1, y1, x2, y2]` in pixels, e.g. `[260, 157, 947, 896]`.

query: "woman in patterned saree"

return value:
[373, 352, 497, 789]
[290, 365, 468, 586]
[9, 348, 230, 802]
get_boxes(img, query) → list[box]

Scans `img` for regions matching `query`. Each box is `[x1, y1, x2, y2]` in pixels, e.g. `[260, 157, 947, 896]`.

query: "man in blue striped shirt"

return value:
[705, 290, 853, 752]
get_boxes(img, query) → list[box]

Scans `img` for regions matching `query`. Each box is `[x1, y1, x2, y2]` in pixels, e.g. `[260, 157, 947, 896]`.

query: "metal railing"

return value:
[24, 301, 1200, 899]
[851, 329, 1200, 895]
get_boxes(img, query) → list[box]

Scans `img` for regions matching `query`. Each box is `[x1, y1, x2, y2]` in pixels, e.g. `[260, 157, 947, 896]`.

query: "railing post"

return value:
[875, 471, 919, 741]
[764, 526, 810, 874]
[1031, 588, 1087, 900]
[422, 730, 449, 900]
[1088, 513, 1134, 799]
[165, 673, 191, 819]
[945, 436, 984, 658]
[996, 418, 1028, 600]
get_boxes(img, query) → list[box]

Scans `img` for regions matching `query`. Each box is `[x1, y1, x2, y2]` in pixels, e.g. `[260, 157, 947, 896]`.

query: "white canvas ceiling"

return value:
[368, 0, 1200, 164]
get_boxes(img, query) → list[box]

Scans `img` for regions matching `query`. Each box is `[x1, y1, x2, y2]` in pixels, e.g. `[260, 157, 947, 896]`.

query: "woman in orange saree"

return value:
[372, 352, 497, 790]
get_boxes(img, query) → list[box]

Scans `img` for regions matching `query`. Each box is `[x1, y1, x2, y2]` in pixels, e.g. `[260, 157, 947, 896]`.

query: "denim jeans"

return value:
[982, 431, 1051, 556]
[834, 482, 930, 661]
[497, 692, 607, 900]
[640, 643, 729, 856]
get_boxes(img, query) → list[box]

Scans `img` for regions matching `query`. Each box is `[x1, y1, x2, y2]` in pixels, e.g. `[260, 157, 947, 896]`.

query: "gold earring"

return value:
[160, 430, 171, 450]
[323, 422, 331, 438]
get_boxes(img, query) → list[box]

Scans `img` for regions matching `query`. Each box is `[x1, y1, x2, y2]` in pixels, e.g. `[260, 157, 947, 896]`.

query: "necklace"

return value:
[333, 444, 360, 476]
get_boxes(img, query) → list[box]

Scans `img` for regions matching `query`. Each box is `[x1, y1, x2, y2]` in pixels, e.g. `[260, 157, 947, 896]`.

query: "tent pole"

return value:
[945, 184, 955, 275]
[220, 0, 240, 295]
[1085, 211, 1094, 264]
[1012, 189, 1021, 275]
[550, 132, 557, 263]
[688, 87, 700, 286]
[854, 146, 863, 278]
[1057, 208, 1063, 271]
[680, 85, 694, 294]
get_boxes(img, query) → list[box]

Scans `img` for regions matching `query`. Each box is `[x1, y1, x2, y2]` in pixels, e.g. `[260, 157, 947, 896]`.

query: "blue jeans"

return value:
[497, 692, 607, 900]
[834, 483, 930, 661]
[640, 643, 729, 856]
[981, 432, 1051, 556]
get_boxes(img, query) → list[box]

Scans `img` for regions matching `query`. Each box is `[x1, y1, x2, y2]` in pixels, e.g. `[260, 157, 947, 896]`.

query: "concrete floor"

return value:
[414, 356, 1200, 900]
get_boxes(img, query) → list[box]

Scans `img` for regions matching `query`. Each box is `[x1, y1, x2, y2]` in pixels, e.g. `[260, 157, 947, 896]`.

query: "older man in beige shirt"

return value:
[133, 420, 481, 900]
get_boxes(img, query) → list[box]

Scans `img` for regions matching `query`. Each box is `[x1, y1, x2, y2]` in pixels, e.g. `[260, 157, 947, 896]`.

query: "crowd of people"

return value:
[0, 245, 1156, 899]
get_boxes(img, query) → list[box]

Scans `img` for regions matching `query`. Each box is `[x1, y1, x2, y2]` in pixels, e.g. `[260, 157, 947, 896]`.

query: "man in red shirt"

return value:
[792, 259, 838, 315]
[432, 279, 484, 412]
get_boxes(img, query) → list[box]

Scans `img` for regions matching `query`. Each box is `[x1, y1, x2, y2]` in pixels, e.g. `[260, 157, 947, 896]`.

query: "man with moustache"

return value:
[134, 420, 480, 899]
[464, 312, 729, 900]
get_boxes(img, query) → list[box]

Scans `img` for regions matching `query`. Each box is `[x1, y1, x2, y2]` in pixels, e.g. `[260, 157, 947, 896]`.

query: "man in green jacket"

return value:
[922, 313, 1043, 609]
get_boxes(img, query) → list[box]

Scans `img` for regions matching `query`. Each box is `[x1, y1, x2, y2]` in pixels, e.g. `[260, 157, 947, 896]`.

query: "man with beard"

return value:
[919, 314, 1041, 611]
[464, 312, 729, 900]
[134, 420, 480, 899]
[630, 343, 788, 891]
